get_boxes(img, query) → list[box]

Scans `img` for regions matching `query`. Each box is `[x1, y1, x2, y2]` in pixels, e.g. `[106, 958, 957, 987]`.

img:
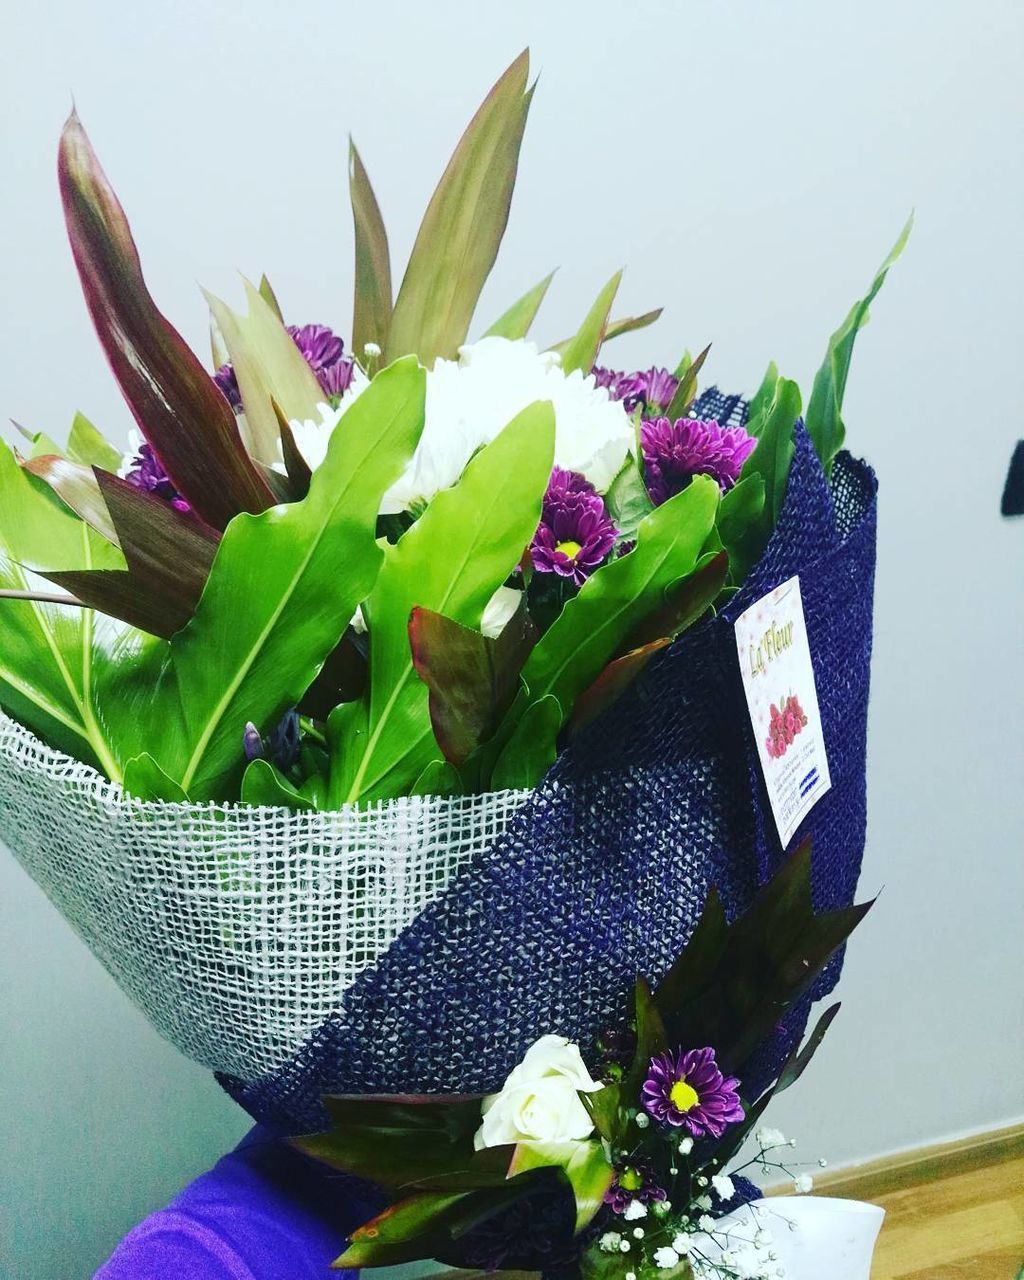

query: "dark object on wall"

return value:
[1001, 441, 1024, 516]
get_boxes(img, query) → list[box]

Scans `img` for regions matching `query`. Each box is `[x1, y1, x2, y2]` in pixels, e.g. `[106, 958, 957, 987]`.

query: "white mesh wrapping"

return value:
[0, 712, 528, 1083]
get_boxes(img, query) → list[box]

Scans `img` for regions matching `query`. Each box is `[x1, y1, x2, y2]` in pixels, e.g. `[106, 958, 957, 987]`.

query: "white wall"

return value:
[1, 0, 1022, 1274]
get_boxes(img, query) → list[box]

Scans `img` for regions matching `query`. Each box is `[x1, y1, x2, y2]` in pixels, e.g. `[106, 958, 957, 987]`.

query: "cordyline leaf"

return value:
[22, 455, 120, 546]
[711, 1002, 842, 1172]
[115, 359, 426, 800]
[409, 599, 536, 765]
[483, 270, 556, 340]
[622, 977, 668, 1105]
[557, 270, 622, 375]
[257, 273, 284, 321]
[387, 51, 534, 365]
[272, 400, 312, 500]
[66, 411, 122, 472]
[565, 638, 670, 738]
[657, 840, 873, 1073]
[716, 475, 766, 584]
[805, 215, 911, 475]
[624, 549, 729, 652]
[746, 361, 779, 435]
[205, 279, 323, 466]
[0, 442, 134, 778]
[337, 1192, 472, 1268]
[601, 307, 664, 344]
[349, 139, 393, 356]
[298, 630, 367, 718]
[58, 111, 274, 529]
[46, 471, 220, 639]
[292, 1093, 484, 1189]
[327, 400, 555, 805]
[517, 475, 720, 730]
[664, 343, 711, 419]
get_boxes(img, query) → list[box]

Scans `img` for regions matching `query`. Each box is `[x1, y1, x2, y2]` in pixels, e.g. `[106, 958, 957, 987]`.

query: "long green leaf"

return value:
[350, 139, 393, 356]
[66, 411, 122, 472]
[120, 358, 426, 799]
[557, 270, 622, 375]
[739, 375, 802, 531]
[805, 215, 912, 474]
[490, 692, 561, 789]
[328, 401, 555, 805]
[507, 1140, 614, 1233]
[58, 111, 273, 528]
[518, 475, 720, 723]
[205, 279, 324, 465]
[0, 444, 132, 777]
[482, 271, 556, 340]
[601, 307, 663, 344]
[387, 51, 534, 365]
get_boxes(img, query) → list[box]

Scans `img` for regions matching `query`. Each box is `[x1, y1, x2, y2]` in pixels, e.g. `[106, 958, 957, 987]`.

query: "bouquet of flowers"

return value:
[0, 54, 901, 1262]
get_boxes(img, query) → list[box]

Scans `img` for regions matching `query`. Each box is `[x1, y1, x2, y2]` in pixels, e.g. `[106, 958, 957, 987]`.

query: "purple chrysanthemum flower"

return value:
[530, 467, 618, 586]
[213, 322, 355, 410]
[641, 416, 756, 503]
[604, 1163, 667, 1214]
[123, 442, 191, 513]
[592, 366, 680, 414]
[641, 1047, 744, 1139]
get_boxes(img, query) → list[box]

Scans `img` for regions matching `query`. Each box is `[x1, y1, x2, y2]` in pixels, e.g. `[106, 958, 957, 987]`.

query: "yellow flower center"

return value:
[555, 539, 582, 559]
[669, 1078, 699, 1113]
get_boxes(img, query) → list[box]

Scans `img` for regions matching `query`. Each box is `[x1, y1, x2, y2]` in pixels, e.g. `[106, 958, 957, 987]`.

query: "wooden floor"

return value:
[815, 1125, 1024, 1279]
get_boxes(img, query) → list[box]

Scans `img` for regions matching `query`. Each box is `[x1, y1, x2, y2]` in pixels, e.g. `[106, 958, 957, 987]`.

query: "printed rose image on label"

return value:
[734, 576, 832, 845]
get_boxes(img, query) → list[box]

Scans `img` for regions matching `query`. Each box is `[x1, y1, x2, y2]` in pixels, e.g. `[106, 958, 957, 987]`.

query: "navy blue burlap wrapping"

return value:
[220, 392, 878, 1134]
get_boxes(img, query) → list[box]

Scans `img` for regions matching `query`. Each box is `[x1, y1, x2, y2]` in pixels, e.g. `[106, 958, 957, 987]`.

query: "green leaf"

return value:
[716, 474, 767, 584]
[409, 759, 460, 797]
[122, 358, 426, 799]
[664, 343, 711, 419]
[58, 111, 273, 529]
[327, 401, 555, 805]
[746, 361, 779, 435]
[122, 752, 189, 801]
[740, 375, 802, 532]
[490, 692, 561, 789]
[349, 139, 393, 356]
[66, 412, 122, 472]
[0, 443, 133, 778]
[518, 475, 720, 727]
[337, 1192, 472, 1268]
[805, 215, 912, 474]
[605, 455, 655, 543]
[482, 270, 556, 340]
[625, 549, 729, 651]
[257, 273, 284, 321]
[240, 757, 317, 810]
[508, 1140, 614, 1232]
[22, 454, 120, 546]
[557, 270, 622, 375]
[601, 307, 664, 344]
[408, 600, 536, 765]
[205, 279, 324, 466]
[387, 51, 534, 365]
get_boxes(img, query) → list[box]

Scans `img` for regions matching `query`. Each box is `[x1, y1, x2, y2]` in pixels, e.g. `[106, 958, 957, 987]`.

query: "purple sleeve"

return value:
[95, 1126, 382, 1280]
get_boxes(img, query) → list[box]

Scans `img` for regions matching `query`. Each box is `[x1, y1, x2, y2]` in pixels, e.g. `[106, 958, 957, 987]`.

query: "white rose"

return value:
[474, 1034, 601, 1150]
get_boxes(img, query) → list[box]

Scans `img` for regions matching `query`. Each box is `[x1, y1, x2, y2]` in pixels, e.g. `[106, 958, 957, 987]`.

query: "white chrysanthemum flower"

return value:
[283, 366, 370, 472]
[380, 337, 633, 514]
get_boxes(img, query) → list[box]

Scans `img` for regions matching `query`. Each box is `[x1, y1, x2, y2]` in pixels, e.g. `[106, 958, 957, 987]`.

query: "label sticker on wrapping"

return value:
[734, 575, 831, 846]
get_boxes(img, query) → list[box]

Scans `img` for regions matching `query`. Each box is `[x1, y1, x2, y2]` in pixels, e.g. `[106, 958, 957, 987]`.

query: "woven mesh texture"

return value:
[220, 404, 879, 1132]
[0, 724, 528, 1080]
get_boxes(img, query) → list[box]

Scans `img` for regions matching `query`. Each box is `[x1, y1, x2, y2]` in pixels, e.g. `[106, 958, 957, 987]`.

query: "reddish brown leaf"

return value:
[22, 454, 119, 545]
[58, 111, 274, 529]
[566, 638, 671, 738]
[625, 549, 729, 653]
